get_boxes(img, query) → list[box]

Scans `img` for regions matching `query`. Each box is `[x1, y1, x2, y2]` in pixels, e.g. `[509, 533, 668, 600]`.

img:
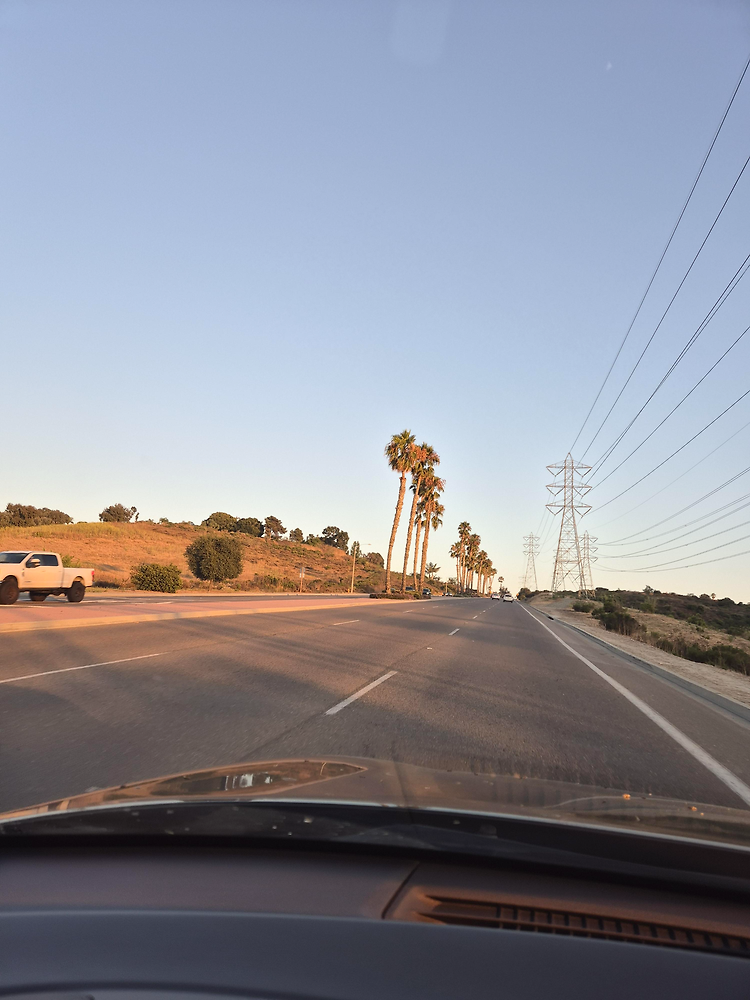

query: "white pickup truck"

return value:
[0, 551, 95, 605]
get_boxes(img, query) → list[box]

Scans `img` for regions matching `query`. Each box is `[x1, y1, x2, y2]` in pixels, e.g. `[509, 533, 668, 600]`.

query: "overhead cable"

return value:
[598, 545, 750, 574]
[601, 512, 750, 559]
[580, 150, 750, 461]
[600, 464, 750, 542]
[589, 254, 750, 475]
[590, 322, 750, 488]
[569, 52, 750, 453]
[595, 417, 750, 529]
[595, 388, 750, 510]
[599, 490, 750, 548]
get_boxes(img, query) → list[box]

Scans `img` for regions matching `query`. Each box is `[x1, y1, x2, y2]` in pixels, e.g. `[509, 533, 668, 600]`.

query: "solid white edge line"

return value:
[0, 652, 164, 686]
[521, 605, 750, 808]
[325, 671, 398, 715]
[449, 628, 460, 635]
[331, 620, 360, 625]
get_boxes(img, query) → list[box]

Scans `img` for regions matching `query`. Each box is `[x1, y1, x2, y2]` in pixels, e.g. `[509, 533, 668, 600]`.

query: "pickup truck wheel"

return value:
[66, 581, 86, 603]
[0, 578, 20, 605]
[29, 592, 48, 602]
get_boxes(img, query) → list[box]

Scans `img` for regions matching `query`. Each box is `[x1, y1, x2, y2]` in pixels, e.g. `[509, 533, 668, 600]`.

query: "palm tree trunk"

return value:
[385, 473, 407, 593]
[400, 479, 421, 593]
[350, 548, 357, 593]
[413, 518, 423, 588]
[419, 506, 432, 593]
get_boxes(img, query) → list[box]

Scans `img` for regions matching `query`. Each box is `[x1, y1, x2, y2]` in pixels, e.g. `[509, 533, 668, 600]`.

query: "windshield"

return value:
[1, 0, 749, 856]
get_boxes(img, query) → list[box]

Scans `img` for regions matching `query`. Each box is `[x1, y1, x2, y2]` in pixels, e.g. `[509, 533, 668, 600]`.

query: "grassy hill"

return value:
[0, 521, 387, 593]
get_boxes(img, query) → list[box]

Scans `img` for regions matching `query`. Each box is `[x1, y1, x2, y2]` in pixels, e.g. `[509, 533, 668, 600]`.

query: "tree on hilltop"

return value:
[100, 504, 138, 523]
[185, 535, 243, 583]
[322, 526, 349, 552]
[264, 515, 286, 540]
[203, 512, 237, 532]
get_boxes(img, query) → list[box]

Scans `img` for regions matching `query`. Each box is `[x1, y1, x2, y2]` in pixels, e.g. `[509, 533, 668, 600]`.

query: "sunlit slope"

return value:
[0, 522, 382, 592]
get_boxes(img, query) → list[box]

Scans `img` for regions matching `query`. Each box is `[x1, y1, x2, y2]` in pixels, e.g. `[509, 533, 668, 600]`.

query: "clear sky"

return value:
[3, 0, 750, 599]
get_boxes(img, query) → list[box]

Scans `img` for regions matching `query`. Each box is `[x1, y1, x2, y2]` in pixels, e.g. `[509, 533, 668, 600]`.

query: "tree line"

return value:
[449, 521, 501, 596]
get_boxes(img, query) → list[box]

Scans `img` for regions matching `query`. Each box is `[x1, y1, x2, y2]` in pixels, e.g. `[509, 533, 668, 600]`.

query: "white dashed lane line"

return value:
[449, 628, 460, 636]
[324, 671, 398, 715]
[0, 652, 166, 686]
[331, 620, 360, 626]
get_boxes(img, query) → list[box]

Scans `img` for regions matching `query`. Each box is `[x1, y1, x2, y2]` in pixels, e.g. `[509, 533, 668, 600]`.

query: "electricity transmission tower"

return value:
[522, 533, 540, 591]
[546, 454, 592, 594]
[581, 531, 597, 597]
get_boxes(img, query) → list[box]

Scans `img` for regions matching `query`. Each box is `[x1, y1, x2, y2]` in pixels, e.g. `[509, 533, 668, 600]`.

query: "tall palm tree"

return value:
[466, 533, 481, 592]
[449, 542, 460, 592]
[418, 476, 445, 592]
[456, 521, 471, 593]
[384, 429, 415, 593]
[401, 443, 439, 593]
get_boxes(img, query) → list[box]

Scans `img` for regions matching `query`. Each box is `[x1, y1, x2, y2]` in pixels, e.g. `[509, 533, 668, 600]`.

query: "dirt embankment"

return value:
[0, 522, 385, 593]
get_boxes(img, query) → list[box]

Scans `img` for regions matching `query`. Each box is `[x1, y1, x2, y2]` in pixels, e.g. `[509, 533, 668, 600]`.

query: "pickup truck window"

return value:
[0, 552, 29, 563]
[31, 554, 60, 567]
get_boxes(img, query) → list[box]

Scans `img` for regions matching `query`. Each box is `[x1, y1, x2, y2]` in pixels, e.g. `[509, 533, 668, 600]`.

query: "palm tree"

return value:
[466, 533, 481, 592]
[401, 443, 439, 593]
[384, 429, 415, 592]
[412, 500, 427, 589]
[456, 521, 471, 593]
[425, 562, 440, 581]
[449, 541, 460, 592]
[349, 541, 361, 594]
[418, 476, 445, 592]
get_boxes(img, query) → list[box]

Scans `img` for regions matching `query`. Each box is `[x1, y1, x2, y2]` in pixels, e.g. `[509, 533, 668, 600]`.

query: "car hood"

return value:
[3, 756, 750, 846]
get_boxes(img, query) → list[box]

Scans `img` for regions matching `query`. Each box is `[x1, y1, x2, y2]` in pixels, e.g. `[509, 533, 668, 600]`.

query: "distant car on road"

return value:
[0, 551, 94, 605]
[502, 594, 514, 602]
[422, 587, 431, 597]
[490, 593, 501, 600]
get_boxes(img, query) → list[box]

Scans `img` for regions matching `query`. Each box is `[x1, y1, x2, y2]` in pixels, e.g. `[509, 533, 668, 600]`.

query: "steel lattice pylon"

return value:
[581, 531, 597, 597]
[546, 454, 591, 594]
[522, 533, 540, 591]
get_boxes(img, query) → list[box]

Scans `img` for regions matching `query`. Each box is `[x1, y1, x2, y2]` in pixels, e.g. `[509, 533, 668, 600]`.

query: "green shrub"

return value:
[100, 504, 138, 522]
[640, 601, 656, 613]
[203, 511, 238, 532]
[593, 604, 640, 636]
[131, 563, 182, 593]
[185, 535, 243, 582]
[572, 601, 593, 613]
[236, 517, 264, 537]
[289, 528, 304, 542]
[61, 554, 77, 568]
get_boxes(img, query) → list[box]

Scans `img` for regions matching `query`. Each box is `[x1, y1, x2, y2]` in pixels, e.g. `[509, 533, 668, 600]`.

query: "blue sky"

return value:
[2, 0, 750, 599]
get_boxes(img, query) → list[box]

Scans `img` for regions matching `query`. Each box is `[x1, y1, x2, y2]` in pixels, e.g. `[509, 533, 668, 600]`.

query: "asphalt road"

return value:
[1, 597, 749, 813]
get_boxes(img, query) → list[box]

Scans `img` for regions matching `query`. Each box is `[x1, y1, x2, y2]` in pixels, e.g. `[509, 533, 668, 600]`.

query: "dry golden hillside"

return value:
[0, 522, 384, 593]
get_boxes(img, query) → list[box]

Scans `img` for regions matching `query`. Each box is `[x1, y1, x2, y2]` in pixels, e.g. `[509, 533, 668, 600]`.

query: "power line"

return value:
[598, 544, 750, 574]
[600, 464, 750, 542]
[600, 492, 750, 549]
[589, 322, 750, 488]
[595, 417, 750, 529]
[569, 51, 750, 453]
[595, 388, 750, 511]
[601, 513, 750, 559]
[580, 150, 750, 461]
[589, 252, 750, 475]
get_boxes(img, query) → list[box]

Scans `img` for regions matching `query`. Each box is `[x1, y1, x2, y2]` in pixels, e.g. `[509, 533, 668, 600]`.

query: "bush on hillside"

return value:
[322, 525, 349, 552]
[289, 528, 304, 542]
[185, 535, 243, 583]
[365, 551, 384, 568]
[0, 503, 73, 527]
[100, 504, 138, 523]
[264, 515, 286, 540]
[203, 511, 237, 532]
[236, 517, 264, 537]
[131, 562, 182, 593]
[572, 601, 594, 613]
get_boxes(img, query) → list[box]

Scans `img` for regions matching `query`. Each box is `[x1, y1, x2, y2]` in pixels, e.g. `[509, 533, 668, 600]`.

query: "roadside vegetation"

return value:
[562, 588, 750, 676]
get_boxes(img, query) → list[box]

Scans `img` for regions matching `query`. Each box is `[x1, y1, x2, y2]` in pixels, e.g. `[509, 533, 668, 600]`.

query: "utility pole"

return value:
[546, 453, 591, 594]
[522, 533, 540, 591]
[581, 531, 597, 597]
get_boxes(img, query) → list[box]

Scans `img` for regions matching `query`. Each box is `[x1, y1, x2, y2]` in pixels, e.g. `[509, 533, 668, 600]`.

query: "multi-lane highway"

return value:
[1, 596, 749, 813]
